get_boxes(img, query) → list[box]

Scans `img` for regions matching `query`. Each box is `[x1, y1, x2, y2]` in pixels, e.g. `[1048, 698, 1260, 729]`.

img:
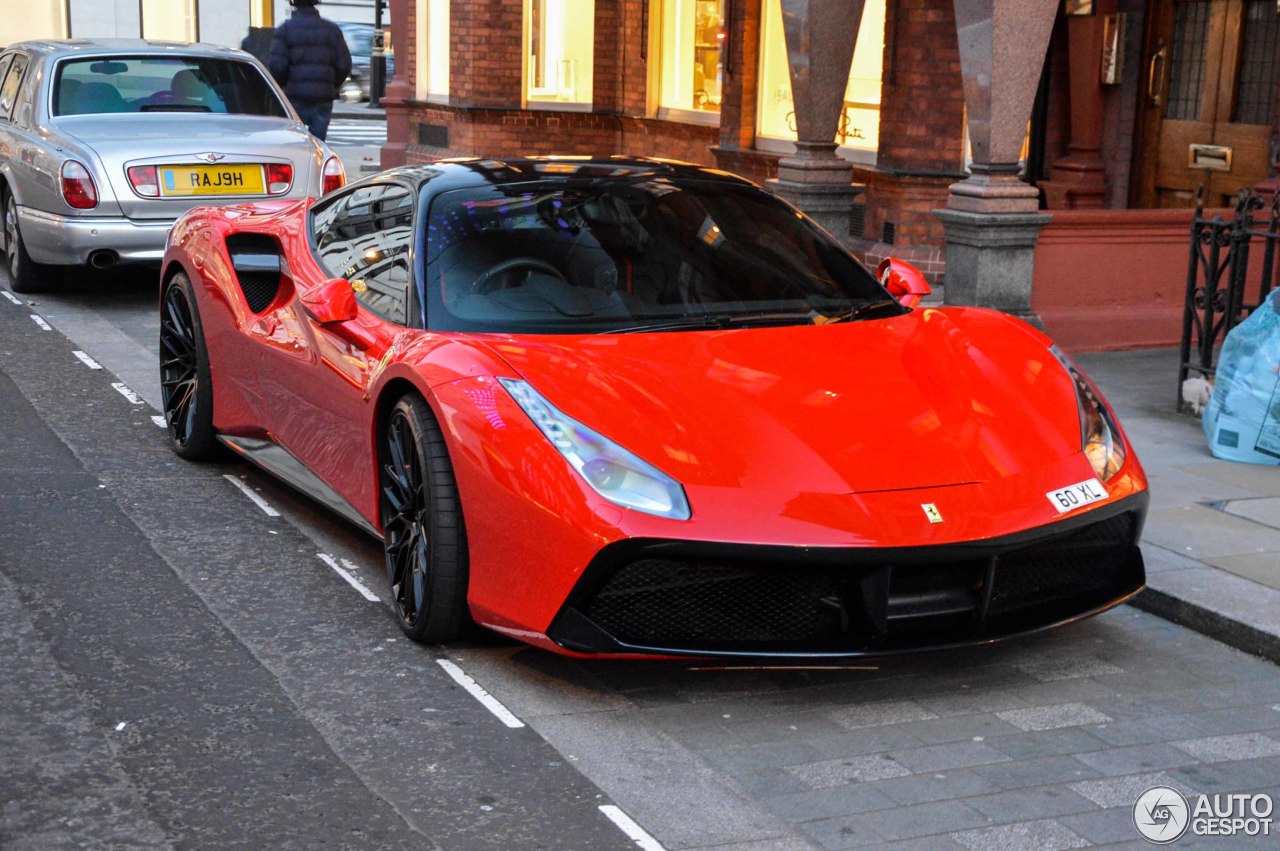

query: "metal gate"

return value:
[1178, 187, 1280, 412]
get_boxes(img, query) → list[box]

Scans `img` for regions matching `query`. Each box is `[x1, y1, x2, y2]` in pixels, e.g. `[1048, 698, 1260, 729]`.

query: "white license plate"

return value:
[1046, 479, 1109, 513]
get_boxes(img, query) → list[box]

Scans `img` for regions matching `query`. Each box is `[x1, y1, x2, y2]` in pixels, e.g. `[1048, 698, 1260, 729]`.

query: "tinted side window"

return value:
[312, 183, 415, 325]
[0, 54, 29, 119]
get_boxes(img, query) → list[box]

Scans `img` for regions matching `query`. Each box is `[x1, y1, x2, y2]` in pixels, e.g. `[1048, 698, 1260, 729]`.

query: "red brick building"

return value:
[379, 0, 1280, 350]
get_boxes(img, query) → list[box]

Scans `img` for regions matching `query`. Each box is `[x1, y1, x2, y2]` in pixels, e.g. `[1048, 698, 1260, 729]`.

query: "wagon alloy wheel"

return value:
[379, 396, 470, 643]
[159, 273, 220, 460]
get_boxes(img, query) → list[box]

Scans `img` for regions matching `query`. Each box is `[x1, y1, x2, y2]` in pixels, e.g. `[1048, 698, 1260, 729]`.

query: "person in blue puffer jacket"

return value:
[268, 0, 352, 140]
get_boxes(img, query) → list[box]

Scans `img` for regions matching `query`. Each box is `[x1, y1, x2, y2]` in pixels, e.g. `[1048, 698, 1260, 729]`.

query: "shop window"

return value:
[525, 0, 594, 107]
[656, 0, 725, 117]
[416, 0, 450, 101]
[756, 0, 885, 161]
[141, 0, 198, 42]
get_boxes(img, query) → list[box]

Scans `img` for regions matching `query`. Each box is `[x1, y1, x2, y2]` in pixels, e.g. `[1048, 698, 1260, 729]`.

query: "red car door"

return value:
[255, 181, 416, 522]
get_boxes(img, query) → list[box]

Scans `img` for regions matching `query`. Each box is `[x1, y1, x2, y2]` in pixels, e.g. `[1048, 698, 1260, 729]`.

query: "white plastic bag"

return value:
[1203, 288, 1280, 464]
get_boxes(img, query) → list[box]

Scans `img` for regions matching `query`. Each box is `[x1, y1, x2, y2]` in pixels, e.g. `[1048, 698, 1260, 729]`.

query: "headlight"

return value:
[499, 378, 692, 520]
[1050, 345, 1125, 481]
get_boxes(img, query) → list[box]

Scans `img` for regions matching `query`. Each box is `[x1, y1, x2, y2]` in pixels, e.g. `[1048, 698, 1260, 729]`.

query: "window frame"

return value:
[307, 178, 422, 329]
[0, 52, 31, 122]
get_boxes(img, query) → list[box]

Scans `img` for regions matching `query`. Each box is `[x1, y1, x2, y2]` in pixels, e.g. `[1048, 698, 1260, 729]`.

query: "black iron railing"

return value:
[1178, 187, 1280, 412]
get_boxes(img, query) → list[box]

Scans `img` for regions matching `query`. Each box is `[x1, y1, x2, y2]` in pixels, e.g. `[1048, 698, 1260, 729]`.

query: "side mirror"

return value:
[302, 277, 358, 324]
[877, 258, 931, 309]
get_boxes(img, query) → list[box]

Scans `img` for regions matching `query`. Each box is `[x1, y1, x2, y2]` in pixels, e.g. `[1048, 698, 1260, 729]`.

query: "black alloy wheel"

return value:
[3, 192, 52, 294]
[159, 273, 220, 460]
[380, 395, 469, 643]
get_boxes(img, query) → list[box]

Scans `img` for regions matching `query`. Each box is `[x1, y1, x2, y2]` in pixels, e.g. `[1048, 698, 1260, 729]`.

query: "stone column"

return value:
[380, 0, 413, 169]
[1040, 0, 1116, 209]
[766, 0, 866, 239]
[934, 0, 1058, 325]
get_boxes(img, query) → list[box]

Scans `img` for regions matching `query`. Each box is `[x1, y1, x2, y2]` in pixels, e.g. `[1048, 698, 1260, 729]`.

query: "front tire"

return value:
[3, 192, 54, 295]
[159, 272, 220, 460]
[380, 395, 470, 643]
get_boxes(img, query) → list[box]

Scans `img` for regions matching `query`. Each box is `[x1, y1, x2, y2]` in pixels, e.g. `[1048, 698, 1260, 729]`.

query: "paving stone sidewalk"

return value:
[1077, 348, 1280, 664]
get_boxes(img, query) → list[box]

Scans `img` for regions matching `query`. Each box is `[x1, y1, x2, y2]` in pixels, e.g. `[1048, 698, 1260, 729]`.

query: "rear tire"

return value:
[159, 272, 221, 460]
[380, 395, 471, 643]
[3, 192, 54, 295]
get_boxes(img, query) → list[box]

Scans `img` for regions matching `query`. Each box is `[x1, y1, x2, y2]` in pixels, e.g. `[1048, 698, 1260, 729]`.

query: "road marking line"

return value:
[31, 315, 52, 330]
[317, 553, 380, 602]
[151, 415, 167, 428]
[223, 474, 281, 517]
[599, 805, 666, 851]
[111, 382, 145, 404]
[435, 659, 525, 729]
[72, 350, 103, 370]
[2, 291, 20, 304]
[115, 722, 127, 731]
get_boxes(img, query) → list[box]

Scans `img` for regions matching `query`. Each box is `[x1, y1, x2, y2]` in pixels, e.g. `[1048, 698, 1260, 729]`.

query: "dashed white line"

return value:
[72, 350, 103, 370]
[599, 805, 666, 851]
[2, 291, 21, 304]
[435, 659, 526, 729]
[111, 382, 145, 405]
[31, 315, 52, 331]
[317, 553, 380, 602]
[115, 722, 127, 732]
[151, 415, 167, 428]
[222, 474, 281, 517]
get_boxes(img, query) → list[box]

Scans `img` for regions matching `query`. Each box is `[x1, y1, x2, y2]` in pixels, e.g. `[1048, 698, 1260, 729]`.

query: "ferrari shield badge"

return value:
[921, 503, 944, 524]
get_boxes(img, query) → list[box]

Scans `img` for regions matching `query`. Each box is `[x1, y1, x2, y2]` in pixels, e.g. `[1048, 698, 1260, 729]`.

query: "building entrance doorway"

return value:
[1134, 0, 1279, 208]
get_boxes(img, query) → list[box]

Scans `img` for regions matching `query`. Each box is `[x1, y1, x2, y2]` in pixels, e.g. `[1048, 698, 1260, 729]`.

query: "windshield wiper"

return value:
[821, 299, 904, 324]
[604, 315, 736, 334]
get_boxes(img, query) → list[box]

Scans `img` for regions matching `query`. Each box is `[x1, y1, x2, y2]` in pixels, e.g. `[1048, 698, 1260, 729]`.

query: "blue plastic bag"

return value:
[1203, 288, 1280, 464]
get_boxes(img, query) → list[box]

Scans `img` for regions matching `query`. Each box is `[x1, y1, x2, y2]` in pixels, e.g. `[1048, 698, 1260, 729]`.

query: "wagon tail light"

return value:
[127, 164, 159, 197]
[499, 378, 692, 520]
[1050, 345, 1126, 482]
[322, 156, 345, 195]
[266, 163, 293, 195]
[60, 161, 98, 209]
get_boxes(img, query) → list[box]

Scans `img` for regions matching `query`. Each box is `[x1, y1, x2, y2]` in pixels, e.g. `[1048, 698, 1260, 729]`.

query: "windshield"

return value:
[341, 26, 374, 56]
[53, 56, 288, 117]
[423, 178, 896, 334]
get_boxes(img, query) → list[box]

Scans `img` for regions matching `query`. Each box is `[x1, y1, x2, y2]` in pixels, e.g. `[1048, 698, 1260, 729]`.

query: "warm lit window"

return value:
[657, 0, 725, 115]
[525, 0, 594, 107]
[141, 0, 197, 41]
[756, 0, 886, 159]
[0, 0, 67, 42]
[416, 0, 450, 101]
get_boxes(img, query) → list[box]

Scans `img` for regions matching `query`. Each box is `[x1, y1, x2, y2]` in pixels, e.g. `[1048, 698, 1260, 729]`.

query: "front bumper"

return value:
[18, 206, 173, 266]
[547, 492, 1149, 658]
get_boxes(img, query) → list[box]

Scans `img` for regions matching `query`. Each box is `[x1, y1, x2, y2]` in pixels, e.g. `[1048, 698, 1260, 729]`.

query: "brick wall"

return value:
[850, 0, 967, 281]
[450, 0, 522, 107]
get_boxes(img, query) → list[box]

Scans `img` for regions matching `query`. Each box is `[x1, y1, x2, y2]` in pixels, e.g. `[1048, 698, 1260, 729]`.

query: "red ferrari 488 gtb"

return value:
[159, 158, 1148, 658]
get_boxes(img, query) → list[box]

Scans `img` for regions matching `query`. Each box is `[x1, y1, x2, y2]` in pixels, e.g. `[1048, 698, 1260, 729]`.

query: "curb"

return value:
[332, 104, 386, 121]
[1129, 544, 1280, 667]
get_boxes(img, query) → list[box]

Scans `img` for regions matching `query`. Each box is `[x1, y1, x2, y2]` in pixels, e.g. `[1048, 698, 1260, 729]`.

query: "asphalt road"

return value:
[4, 269, 1280, 850]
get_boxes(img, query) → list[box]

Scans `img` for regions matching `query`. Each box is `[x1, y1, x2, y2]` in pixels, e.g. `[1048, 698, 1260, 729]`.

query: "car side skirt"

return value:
[219, 435, 381, 539]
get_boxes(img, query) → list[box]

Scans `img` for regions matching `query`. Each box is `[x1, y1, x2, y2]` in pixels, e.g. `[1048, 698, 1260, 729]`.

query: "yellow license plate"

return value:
[159, 164, 265, 197]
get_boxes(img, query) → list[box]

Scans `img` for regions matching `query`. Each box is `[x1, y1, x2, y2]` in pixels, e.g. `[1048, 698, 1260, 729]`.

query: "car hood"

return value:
[55, 114, 319, 219]
[482, 307, 1086, 496]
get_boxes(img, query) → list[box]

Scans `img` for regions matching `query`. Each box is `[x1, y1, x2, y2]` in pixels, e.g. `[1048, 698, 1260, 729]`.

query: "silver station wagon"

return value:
[0, 39, 346, 293]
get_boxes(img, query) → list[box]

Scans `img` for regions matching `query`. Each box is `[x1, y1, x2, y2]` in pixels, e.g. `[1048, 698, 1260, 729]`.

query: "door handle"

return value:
[1148, 42, 1167, 108]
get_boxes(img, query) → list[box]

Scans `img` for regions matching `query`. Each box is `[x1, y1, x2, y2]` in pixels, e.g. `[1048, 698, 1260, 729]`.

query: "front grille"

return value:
[584, 559, 846, 645]
[551, 501, 1147, 656]
[988, 512, 1137, 618]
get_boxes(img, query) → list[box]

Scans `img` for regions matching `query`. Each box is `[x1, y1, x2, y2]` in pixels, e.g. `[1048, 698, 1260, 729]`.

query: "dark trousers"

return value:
[295, 100, 334, 140]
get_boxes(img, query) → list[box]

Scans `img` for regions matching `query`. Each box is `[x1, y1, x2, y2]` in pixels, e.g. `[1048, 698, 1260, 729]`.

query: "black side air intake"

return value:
[226, 234, 283, 313]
